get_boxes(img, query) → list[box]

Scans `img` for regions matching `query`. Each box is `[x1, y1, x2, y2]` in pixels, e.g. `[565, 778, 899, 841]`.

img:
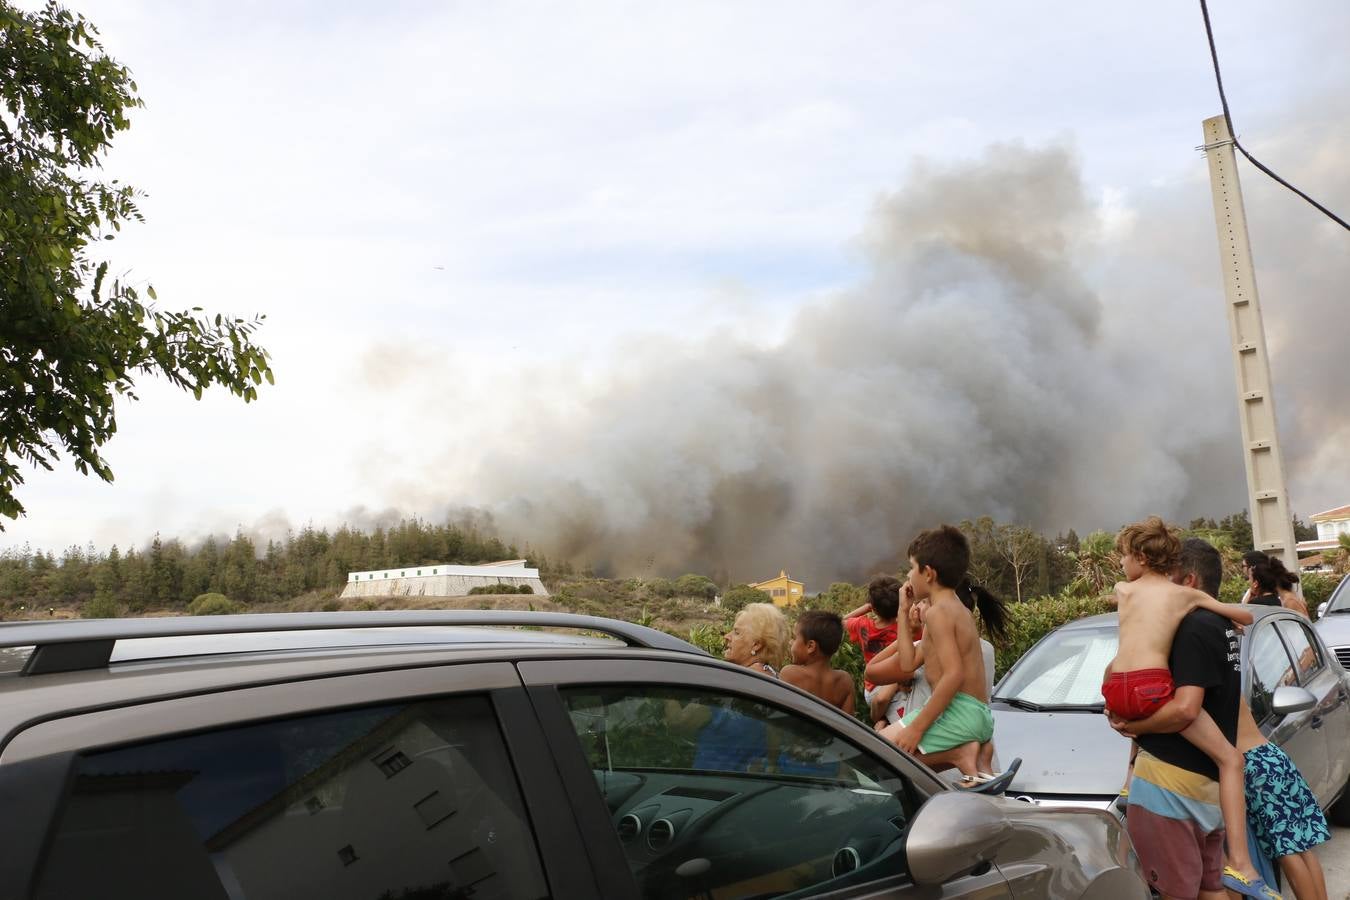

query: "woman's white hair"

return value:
[736, 602, 789, 667]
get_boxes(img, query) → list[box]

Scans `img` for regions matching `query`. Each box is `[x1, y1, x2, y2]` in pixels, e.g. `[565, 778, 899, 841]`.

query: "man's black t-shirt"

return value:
[1135, 609, 1241, 779]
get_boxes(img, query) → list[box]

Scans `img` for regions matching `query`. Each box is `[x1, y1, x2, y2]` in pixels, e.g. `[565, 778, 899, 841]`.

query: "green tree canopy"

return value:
[0, 1, 272, 524]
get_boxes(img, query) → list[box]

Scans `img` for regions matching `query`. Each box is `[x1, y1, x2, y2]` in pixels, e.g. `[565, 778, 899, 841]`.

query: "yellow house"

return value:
[751, 570, 805, 607]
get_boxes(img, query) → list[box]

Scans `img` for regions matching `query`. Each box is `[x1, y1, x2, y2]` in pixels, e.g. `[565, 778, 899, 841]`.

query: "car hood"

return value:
[993, 708, 1132, 797]
[1314, 611, 1350, 648]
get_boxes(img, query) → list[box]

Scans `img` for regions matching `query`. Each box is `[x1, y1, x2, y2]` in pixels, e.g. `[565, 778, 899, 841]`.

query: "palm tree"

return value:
[1070, 530, 1123, 597]
[1334, 533, 1350, 575]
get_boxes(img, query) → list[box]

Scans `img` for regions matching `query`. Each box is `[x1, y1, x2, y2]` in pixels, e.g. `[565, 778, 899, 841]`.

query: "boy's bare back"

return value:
[781, 662, 855, 712]
[1113, 572, 1248, 671]
[919, 597, 989, 702]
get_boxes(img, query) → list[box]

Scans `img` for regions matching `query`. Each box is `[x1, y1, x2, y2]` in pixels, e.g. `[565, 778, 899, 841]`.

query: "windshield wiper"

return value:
[993, 697, 1046, 711]
[994, 697, 1104, 712]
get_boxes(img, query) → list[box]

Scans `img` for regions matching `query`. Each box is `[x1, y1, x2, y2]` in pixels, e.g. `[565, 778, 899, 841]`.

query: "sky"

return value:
[5, 1, 1349, 582]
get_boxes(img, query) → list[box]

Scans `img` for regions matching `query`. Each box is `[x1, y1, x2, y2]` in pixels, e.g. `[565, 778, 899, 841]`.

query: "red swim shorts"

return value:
[1102, 668, 1175, 721]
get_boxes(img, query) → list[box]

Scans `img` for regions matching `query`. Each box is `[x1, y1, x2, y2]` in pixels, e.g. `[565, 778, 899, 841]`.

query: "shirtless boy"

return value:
[781, 610, 856, 714]
[1105, 517, 1269, 898]
[879, 525, 1006, 780]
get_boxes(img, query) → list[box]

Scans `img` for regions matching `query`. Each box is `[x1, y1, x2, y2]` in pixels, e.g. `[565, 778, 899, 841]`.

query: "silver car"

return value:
[1314, 573, 1350, 671]
[991, 607, 1350, 826]
[0, 611, 1148, 899]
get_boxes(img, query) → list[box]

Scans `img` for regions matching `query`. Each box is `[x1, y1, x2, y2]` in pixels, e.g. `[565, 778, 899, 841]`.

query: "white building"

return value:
[339, 560, 548, 599]
[1296, 504, 1350, 556]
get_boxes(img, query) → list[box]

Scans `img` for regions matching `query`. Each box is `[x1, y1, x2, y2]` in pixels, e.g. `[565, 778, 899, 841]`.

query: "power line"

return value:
[1197, 0, 1350, 231]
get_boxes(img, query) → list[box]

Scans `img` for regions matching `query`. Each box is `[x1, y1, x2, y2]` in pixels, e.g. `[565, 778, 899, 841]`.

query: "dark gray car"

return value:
[991, 607, 1350, 825]
[0, 611, 1148, 899]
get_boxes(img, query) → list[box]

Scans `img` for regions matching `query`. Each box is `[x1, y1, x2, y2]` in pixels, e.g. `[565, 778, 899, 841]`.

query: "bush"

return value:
[674, 574, 717, 601]
[81, 595, 121, 619]
[720, 584, 772, 614]
[188, 593, 240, 616]
[995, 591, 1115, 678]
[468, 583, 527, 596]
[1302, 573, 1340, 616]
[645, 577, 677, 599]
[321, 599, 342, 612]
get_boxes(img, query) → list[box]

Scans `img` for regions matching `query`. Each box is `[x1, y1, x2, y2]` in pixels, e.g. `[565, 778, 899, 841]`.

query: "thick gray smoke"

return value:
[458, 143, 1260, 584]
[346, 126, 1341, 588]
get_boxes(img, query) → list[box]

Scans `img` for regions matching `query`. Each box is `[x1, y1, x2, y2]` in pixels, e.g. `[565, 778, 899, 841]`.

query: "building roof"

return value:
[1310, 504, 1350, 522]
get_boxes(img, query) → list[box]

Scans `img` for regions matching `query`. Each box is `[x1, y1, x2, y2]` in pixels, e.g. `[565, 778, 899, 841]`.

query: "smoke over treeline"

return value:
[449, 140, 1346, 586]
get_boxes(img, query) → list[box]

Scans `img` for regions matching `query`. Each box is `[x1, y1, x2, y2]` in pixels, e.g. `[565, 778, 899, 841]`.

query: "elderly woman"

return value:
[722, 602, 789, 676]
[667, 603, 789, 773]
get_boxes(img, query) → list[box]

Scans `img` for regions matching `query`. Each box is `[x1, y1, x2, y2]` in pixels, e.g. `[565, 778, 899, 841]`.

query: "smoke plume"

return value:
[448, 143, 1260, 584]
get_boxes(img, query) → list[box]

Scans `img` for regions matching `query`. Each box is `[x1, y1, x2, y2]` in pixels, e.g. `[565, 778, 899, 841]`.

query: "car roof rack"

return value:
[0, 610, 708, 676]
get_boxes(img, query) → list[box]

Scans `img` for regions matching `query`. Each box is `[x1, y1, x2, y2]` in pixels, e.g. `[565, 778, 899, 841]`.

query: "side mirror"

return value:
[1318, 602, 1329, 620]
[906, 791, 1012, 885]
[1271, 685, 1317, 716]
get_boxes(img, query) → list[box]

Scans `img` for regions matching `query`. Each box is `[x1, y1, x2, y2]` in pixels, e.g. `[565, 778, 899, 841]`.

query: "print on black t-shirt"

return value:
[1134, 609, 1241, 780]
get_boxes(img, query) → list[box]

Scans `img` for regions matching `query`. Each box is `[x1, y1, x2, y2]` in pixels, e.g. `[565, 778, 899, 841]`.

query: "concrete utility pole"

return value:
[1200, 114, 1298, 568]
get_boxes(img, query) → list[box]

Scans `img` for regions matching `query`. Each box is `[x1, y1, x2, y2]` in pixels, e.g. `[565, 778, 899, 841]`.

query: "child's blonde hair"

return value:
[1115, 516, 1181, 574]
[736, 602, 789, 666]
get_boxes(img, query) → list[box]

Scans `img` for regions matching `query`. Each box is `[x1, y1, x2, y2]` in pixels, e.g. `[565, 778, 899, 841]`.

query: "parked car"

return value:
[0, 611, 1148, 900]
[991, 607, 1350, 826]
[1314, 573, 1350, 671]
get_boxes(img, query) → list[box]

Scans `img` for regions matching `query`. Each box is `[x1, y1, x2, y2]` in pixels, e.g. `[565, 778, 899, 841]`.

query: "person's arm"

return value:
[842, 601, 873, 622]
[865, 632, 923, 685]
[1191, 591, 1253, 626]
[665, 698, 712, 733]
[1108, 685, 1204, 737]
[839, 672, 856, 716]
[869, 682, 898, 722]
[1280, 590, 1309, 619]
[892, 607, 961, 753]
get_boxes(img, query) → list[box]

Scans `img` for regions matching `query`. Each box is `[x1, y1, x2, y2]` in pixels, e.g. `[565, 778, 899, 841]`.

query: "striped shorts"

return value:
[1126, 751, 1225, 899]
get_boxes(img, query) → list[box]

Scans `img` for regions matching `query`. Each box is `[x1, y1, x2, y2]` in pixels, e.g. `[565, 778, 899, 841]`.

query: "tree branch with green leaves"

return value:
[0, 1, 272, 524]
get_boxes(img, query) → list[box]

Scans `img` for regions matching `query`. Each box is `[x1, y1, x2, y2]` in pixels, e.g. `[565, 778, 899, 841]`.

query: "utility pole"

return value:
[1200, 114, 1298, 568]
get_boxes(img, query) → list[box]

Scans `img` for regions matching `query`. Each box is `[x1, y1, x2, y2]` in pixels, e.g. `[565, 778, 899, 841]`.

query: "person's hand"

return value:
[1105, 710, 1134, 737]
[892, 726, 921, 755]
[900, 581, 914, 609]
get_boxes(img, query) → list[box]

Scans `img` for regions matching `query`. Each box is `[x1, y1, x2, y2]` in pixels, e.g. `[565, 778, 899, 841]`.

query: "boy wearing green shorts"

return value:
[880, 525, 1008, 780]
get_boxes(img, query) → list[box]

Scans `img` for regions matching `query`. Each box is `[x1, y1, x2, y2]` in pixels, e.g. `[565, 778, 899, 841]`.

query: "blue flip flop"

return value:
[1221, 865, 1282, 899]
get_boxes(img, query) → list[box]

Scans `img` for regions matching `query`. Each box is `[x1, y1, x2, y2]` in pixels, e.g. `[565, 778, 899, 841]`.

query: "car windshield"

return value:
[1323, 576, 1350, 614]
[995, 624, 1117, 709]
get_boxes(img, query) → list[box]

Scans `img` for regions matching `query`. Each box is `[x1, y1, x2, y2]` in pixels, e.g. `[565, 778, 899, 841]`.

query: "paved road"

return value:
[1319, 824, 1350, 899]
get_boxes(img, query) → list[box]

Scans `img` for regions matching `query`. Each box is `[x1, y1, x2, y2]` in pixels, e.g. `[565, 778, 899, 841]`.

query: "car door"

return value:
[1274, 617, 1350, 806]
[0, 662, 590, 900]
[518, 656, 1014, 900]
[1246, 618, 1328, 795]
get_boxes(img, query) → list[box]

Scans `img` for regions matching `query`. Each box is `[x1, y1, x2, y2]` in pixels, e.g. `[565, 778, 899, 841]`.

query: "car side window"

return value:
[561, 685, 918, 899]
[1248, 624, 1297, 723]
[35, 696, 549, 900]
[1275, 620, 1323, 683]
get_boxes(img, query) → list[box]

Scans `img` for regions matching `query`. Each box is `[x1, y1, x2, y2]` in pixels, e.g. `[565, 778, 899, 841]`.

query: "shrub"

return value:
[1302, 573, 1339, 616]
[687, 624, 725, 656]
[994, 591, 1115, 678]
[516, 584, 534, 594]
[808, 582, 867, 615]
[674, 574, 717, 600]
[81, 595, 121, 619]
[321, 599, 342, 612]
[720, 584, 772, 614]
[645, 578, 677, 599]
[468, 583, 527, 596]
[188, 593, 239, 616]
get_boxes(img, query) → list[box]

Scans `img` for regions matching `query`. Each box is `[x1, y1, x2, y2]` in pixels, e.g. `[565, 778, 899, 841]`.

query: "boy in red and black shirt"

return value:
[843, 576, 902, 729]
